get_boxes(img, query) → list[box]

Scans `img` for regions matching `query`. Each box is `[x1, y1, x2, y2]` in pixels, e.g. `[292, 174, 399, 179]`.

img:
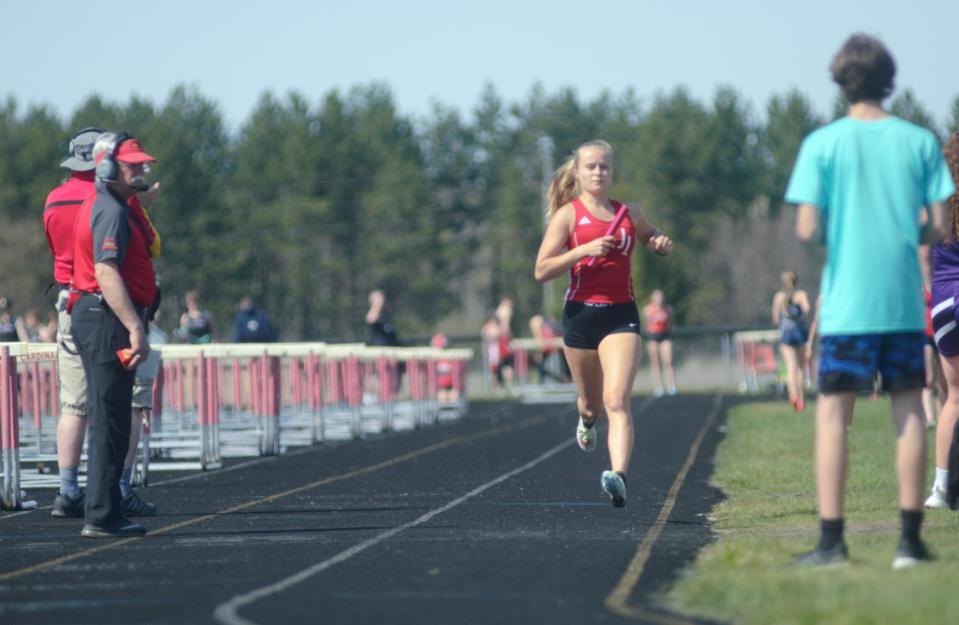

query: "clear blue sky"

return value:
[4, 0, 956, 132]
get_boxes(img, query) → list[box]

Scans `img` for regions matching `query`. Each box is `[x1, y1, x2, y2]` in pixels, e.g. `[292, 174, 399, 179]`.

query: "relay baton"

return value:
[116, 348, 135, 369]
[586, 204, 630, 267]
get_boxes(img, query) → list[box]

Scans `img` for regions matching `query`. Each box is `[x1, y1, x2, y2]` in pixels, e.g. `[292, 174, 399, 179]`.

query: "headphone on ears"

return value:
[94, 131, 131, 182]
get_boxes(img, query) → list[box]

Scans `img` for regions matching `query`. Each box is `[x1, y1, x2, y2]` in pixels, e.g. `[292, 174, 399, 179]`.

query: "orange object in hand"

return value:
[116, 348, 135, 369]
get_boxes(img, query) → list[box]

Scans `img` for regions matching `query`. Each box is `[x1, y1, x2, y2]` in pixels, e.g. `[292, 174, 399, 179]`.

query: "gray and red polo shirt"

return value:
[71, 181, 156, 309]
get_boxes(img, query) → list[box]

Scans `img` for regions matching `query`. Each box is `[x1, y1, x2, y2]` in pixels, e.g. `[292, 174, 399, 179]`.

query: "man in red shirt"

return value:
[44, 129, 159, 521]
[70, 132, 158, 537]
[43, 128, 102, 517]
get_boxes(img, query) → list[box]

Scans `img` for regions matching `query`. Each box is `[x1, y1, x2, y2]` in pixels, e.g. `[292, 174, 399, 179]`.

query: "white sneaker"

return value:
[925, 486, 949, 509]
[653, 387, 665, 398]
[667, 385, 677, 396]
[576, 417, 596, 452]
[601, 471, 626, 508]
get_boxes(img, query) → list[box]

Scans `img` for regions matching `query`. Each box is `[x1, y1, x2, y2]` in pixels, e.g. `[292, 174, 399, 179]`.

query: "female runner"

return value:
[534, 140, 672, 507]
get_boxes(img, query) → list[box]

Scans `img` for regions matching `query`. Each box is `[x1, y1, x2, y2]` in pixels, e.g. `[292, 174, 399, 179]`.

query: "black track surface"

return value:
[0, 393, 731, 625]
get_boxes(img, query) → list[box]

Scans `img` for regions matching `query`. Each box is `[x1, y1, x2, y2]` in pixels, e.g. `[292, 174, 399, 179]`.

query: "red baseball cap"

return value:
[115, 138, 156, 164]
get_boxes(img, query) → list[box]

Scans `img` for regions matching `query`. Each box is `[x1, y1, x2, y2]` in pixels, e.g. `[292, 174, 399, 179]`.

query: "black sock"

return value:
[581, 417, 595, 429]
[900, 509, 923, 544]
[818, 518, 844, 551]
[616, 471, 627, 486]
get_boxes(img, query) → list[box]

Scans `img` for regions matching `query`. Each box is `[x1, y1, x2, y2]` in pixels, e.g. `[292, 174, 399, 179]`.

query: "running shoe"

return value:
[122, 491, 157, 517]
[601, 470, 626, 508]
[667, 386, 677, 396]
[576, 417, 596, 452]
[792, 541, 848, 568]
[892, 538, 934, 570]
[51, 491, 85, 518]
[924, 486, 949, 509]
[653, 387, 665, 398]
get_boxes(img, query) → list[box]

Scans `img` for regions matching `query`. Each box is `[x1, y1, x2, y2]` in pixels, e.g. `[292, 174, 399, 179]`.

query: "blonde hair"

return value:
[546, 140, 613, 219]
[780, 271, 798, 293]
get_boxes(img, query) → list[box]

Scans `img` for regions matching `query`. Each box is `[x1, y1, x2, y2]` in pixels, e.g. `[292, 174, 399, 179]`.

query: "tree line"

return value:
[1, 84, 956, 341]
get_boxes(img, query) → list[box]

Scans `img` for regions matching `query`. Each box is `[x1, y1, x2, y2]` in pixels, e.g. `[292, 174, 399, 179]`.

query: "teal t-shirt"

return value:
[786, 116, 956, 335]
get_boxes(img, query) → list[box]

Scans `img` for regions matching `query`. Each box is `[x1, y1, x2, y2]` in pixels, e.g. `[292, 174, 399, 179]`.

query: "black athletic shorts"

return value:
[646, 331, 671, 342]
[563, 301, 641, 350]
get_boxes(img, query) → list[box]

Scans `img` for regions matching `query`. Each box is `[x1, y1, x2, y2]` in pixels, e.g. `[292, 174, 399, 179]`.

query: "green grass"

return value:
[665, 399, 959, 625]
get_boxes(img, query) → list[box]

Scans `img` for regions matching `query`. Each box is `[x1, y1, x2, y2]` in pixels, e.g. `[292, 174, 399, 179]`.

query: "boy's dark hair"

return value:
[829, 34, 896, 103]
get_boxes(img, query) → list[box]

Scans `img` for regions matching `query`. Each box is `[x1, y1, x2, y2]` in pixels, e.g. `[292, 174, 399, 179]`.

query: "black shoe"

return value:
[792, 541, 849, 568]
[892, 538, 934, 570]
[51, 491, 85, 518]
[81, 518, 147, 538]
[122, 491, 157, 517]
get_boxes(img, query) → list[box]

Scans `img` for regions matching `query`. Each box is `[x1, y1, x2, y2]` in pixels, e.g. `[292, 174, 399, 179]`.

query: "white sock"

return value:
[934, 468, 949, 491]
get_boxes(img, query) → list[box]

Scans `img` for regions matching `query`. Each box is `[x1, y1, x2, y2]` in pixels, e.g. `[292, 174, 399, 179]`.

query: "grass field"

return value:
[666, 398, 959, 625]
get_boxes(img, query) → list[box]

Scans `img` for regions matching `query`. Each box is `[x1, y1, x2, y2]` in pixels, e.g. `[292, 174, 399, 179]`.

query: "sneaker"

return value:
[792, 541, 849, 568]
[795, 398, 806, 412]
[924, 486, 949, 510]
[81, 517, 147, 538]
[653, 387, 665, 398]
[576, 417, 596, 452]
[892, 538, 934, 570]
[667, 386, 677, 396]
[122, 491, 157, 517]
[601, 471, 626, 508]
[51, 491, 85, 518]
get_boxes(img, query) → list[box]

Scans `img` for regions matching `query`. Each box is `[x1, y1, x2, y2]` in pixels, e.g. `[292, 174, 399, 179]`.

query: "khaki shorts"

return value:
[56, 308, 87, 417]
[132, 348, 160, 409]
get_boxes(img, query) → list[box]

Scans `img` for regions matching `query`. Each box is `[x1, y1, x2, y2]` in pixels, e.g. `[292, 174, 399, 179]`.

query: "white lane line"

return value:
[213, 436, 577, 625]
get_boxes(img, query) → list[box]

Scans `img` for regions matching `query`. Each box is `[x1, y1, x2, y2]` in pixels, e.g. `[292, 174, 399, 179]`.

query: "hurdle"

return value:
[733, 329, 783, 393]
[1, 341, 474, 501]
[1, 343, 50, 510]
[510, 337, 577, 404]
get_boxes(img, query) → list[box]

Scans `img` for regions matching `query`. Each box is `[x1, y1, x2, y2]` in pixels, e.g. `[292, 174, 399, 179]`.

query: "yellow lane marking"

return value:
[0, 412, 549, 583]
[605, 395, 722, 623]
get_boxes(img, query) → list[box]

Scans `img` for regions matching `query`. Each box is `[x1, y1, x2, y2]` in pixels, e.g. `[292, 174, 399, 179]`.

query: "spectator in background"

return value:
[642, 290, 677, 397]
[529, 313, 569, 383]
[480, 299, 515, 394]
[365, 289, 402, 347]
[787, 34, 954, 567]
[175, 289, 214, 344]
[128, 311, 168, 497]
[771, 271, 811, 411]
[366, 290, 404, 393]
[481, 312, 502, 392]
[0, 297, 28, 342]
[926, 131, 959, 510]
[22, 309, 43, 343]
[493, 297, 515, 389]
[233, 296, 277, 343]
[918, 242, 945, 430]
[38, 311, 58, 344]
[431, 332, 458, 403]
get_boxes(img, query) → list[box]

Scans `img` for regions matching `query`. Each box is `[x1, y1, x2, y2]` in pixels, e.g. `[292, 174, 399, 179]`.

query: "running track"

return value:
[0, 393, 729, 625]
